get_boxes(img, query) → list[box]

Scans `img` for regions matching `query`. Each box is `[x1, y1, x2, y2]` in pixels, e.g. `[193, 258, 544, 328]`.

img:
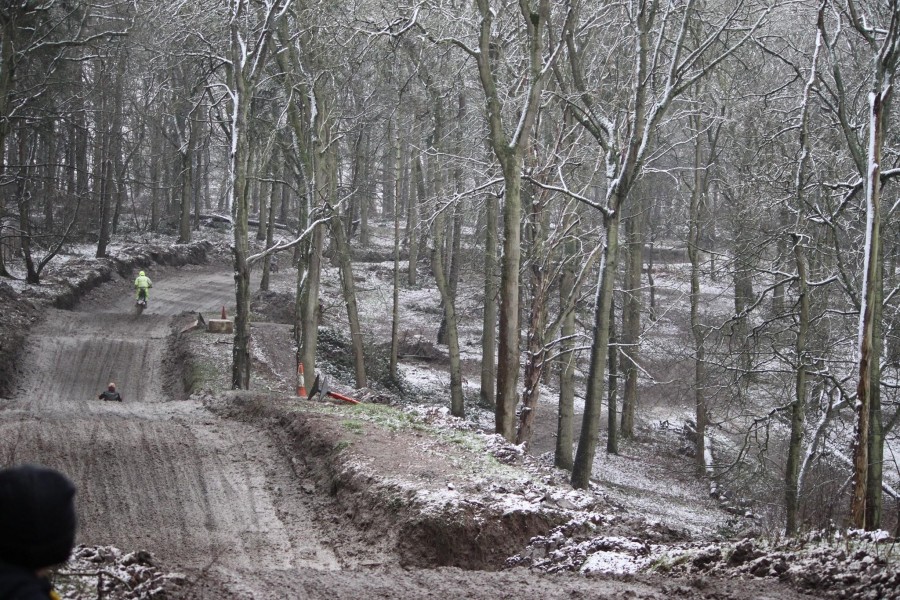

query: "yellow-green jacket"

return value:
[134, 271, 153, 298]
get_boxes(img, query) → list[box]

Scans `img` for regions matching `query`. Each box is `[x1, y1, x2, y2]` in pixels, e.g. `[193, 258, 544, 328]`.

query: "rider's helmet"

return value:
[108, 383, 116, 391]
[139, 271, 145, 277]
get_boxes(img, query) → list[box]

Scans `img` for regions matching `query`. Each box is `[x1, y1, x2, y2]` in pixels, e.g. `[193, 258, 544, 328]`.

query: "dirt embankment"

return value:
[204, 391, 566, 570]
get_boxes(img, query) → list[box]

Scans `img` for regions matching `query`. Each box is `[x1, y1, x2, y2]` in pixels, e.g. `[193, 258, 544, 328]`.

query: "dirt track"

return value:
[1, 266, 346, 594]
[0, 264, 814, 599]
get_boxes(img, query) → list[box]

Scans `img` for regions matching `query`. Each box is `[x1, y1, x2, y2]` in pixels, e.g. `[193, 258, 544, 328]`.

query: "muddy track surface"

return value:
[0, 264, 813, 599]
[1, 265, 344, 595]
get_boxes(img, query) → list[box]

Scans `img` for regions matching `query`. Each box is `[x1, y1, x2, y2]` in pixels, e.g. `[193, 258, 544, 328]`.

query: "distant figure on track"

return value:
[0, 464, 77, 600]
[98, 382, 122, 402]
[134, 270, 153, 306]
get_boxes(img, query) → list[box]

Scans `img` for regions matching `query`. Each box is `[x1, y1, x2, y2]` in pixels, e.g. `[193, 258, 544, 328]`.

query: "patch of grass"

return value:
[334, 440, 352, 453]
[283, 393, 529, 484]
[351, 402, 421, 430]
[647, 552, 691, 573]
[354, 403, 519, 477]
[445, 429, 486, 454]
[343, 419, 364, 434]
[185, 360, 220, 395]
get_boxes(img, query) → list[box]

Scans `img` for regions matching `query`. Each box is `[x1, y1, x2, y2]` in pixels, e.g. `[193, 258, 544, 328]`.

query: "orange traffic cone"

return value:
[221, 305, 227, 319]
[297, 362, 307, 398]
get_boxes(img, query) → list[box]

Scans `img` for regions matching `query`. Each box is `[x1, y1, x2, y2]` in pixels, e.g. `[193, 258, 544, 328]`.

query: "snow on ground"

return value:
[593, 441, 732, 537]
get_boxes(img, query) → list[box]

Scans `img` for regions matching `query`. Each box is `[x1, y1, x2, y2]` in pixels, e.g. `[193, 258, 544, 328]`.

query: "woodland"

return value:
[2, 0, 900, 540]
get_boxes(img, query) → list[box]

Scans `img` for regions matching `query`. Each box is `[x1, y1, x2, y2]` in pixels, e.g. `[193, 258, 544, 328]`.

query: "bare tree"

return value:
[222, 0, 288, 389]
[556, 0, 773, 489]
[839, 0, 900, 530]
[429, 0, 564, 441]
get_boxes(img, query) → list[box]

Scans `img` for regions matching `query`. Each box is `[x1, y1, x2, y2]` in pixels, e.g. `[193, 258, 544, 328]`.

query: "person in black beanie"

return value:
[0, 465, 77, 600]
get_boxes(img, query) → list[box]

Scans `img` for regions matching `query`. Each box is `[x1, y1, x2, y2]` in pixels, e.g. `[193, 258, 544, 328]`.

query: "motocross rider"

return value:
[134, 271, 153, 303]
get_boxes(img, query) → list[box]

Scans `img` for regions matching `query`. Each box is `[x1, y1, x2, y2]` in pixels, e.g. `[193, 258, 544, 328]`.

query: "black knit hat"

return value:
[0, 464, 77, 569]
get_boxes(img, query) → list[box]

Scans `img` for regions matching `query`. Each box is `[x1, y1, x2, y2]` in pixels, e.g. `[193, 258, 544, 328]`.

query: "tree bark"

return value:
[851, 81, 890, 530]
[620, 200, 645, 438]
[432, 200, 465, 417]
[390, 119, 402, 381]
[480, 191, 498, 409]
[606, 298, 619, 455]
[227, 0, 285, 389]
[689, 124, 708, 477]
[516, 187, 548, 447]
[785, 236, 809, 535]
[360, 128, 371, 247]
[407, 147, 421, 286]
[571, 208, 620, 488]
[330, 205, 368, 389]
[259, 177, 278, 291]
[866, 268, 885, 529]
[95, 57, 113, 259]
[471, 0, 551, 442]
[229, 78, 253, 390]
[555, 231, 577, 470]
[178, 115, 197, 244]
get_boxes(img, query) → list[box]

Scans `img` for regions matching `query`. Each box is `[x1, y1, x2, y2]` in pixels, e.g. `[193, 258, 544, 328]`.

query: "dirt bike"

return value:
[135, 289, 149, 314]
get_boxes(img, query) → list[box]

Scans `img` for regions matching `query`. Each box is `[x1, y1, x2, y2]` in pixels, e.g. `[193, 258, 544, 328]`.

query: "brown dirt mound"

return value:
[206, 393, 567, 570]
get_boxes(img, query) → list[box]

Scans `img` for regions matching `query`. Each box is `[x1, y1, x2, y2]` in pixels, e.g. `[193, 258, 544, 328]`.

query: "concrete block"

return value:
[207, 319, 234, 334]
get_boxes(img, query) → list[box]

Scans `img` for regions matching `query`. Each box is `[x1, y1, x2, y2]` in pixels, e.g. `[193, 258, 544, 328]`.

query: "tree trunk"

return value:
[330, 208, 367, 389]
[259, 178, 278, 291]
[42, 129, 56, 234]
[194, 130, 207, 230]
[0, 14, 19, 279]
[620, 201, 645, 438]
[471, 0, 551, 442]
[178, 118, 197, 244]
[646, 237, 657, 321]
[480, 191, 499, 410]
[432, 201, 464, 417]
[785, 37, 820, 535]
[572, 206, 621, 489]
[606, 299, 619, 454]
[256, 141, 273, 242]
[851, 81, 889, 530]
[555, 232, 577, 470]
[785, 236, 809, 535]
[300, 221, 324, 392]
[360, 128, 371, 247]
[495, 156, 524, 441]
[227, 3, 282, 390]
[383, 119, 396, 219]
[866, 233, 886, 530]
[516, 188, 547, 447]
[407, 149, 421, 286]
[689, 144, 708, 477]
[230, 90, 253, 390]
[95, 59, 112, 259]
[17, 134, 39, 284]
[149, 126, 161, 232]
[438, 202, 463, 345]
[107, 52, 126, 239]
[390, 120, 401, 381]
